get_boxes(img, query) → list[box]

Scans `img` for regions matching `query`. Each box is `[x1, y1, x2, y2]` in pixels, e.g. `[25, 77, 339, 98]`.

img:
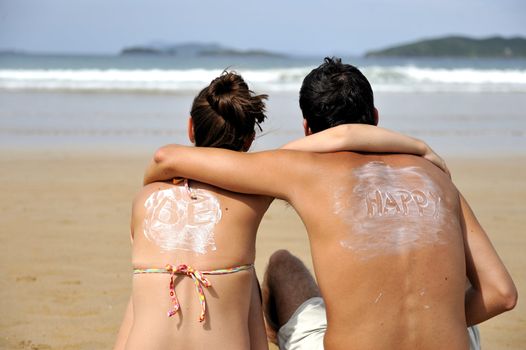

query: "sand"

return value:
[0, 150, 524, 350]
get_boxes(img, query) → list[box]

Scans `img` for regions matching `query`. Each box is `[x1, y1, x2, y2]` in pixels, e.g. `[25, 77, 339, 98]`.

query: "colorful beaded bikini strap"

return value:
[134, 263, 254, 322]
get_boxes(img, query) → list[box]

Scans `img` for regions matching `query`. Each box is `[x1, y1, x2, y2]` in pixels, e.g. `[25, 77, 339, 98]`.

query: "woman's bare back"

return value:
[125, 180, 271, 350]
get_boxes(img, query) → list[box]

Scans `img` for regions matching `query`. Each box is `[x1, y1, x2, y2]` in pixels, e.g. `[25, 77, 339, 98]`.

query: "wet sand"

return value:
[0, 150, 524, 349]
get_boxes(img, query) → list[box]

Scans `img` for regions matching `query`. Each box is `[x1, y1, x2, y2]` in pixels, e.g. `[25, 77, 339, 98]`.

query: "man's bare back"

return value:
[286, 152, 467, 349]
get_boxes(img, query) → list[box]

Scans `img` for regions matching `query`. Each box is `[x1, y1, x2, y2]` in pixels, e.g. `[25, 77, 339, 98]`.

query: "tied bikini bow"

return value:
[165, 264, 212, 322]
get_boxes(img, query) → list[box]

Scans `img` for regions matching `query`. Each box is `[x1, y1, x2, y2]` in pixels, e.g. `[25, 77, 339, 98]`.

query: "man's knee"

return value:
[268, 249, 295, 267]
[267, 249, 305, 277]
[264, 250, 321, 329]
[266, 250, 317, 289]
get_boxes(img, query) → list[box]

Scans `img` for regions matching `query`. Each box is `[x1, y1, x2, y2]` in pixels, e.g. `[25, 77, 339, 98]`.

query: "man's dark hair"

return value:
[299, 57, 375, 133]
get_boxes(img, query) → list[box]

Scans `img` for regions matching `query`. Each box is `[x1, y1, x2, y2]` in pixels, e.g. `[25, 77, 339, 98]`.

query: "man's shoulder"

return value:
[317, 152, 453, 187]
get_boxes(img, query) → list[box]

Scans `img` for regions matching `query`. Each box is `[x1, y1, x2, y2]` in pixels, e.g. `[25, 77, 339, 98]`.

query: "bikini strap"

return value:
[183, 178, 197, 200]
[133, 263, 254, 322]
[200, 263, 254, 275]
[165, 264, 211, 322]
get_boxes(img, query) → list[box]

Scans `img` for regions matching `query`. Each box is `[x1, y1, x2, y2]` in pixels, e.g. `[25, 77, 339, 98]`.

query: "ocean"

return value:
[1, 53, 525, 156]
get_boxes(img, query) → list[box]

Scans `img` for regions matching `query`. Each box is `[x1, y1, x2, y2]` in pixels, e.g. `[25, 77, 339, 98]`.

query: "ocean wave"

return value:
[1, 66, 526, 93]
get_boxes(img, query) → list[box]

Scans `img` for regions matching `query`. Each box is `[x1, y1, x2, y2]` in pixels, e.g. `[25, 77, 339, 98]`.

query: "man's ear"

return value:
[242, 132, 255, 152]
[303, 118, 313, 136]
[373, 108, 379, 126]
[187, 117, 195, 144]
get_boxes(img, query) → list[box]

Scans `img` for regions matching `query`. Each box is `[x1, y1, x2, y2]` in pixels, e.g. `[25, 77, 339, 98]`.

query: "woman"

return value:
[114, 72, 443, 350]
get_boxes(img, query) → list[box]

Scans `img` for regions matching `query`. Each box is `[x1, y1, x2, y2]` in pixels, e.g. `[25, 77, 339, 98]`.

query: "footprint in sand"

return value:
[16, 276, 37, 282]
[60, 280, 82, 285]
[17, 340, 52, 349]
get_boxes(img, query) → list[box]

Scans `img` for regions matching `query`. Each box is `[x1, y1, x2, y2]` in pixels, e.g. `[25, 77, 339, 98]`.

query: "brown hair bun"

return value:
[190, 71, 267, 151]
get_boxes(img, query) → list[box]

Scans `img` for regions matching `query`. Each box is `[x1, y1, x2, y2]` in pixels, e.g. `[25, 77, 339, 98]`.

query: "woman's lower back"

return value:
[125, 271, 261, 350]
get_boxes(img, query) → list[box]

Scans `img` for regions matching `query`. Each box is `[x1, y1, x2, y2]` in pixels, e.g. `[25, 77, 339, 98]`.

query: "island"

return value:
[199, 49, 286, 58]
[365, 36, 526, 58]
[120, 42, 286, 58]
[120, 47, 170, 55]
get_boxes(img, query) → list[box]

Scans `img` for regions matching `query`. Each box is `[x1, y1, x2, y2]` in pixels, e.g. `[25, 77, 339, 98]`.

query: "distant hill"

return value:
[120, 47, 168, 55]
[120, 42, 286, 58]
[199, 49, 285, 58]
[365, 36, 526, 58]
[120, 42, 219, 56]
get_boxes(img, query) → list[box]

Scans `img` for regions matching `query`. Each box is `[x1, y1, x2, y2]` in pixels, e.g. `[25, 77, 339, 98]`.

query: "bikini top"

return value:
[133, 263, 254, 322]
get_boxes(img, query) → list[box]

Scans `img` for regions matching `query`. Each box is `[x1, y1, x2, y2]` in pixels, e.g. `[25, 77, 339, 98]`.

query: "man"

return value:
[145, 58, 516, 349]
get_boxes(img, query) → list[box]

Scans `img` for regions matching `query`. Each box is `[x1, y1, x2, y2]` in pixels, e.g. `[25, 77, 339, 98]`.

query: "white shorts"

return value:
[468, 325, 481, 350]
[276, 297, 481, 350]
[277, 297, 326, 350]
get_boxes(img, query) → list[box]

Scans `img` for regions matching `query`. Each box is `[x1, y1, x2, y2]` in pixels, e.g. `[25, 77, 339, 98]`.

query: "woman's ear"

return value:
[373, 108, 379, 126]
[242, 132, 255, 152]
[187, 117, 195, 144]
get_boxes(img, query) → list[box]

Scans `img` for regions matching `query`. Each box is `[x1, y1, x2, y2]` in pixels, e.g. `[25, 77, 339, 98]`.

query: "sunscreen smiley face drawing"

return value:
[143, 185, 222, 254]
[334, 162, 451, 260]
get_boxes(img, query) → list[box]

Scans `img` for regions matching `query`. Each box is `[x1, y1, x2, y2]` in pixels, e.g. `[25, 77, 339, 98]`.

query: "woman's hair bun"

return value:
[190, 71, 267, 151]
[206, 72, 246, 124]
[210, 73, 236, 95]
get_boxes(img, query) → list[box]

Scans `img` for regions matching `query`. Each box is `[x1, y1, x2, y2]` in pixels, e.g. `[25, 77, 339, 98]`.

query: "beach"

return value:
[1, 54, 525, 349]
[0, 150, 524, 350]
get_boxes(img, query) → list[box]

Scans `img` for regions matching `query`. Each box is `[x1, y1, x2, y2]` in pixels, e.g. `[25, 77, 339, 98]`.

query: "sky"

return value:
[1, 0, 525, 56]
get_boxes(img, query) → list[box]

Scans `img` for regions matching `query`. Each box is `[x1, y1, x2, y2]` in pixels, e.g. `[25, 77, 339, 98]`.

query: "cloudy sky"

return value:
[1, 0, 525, 55]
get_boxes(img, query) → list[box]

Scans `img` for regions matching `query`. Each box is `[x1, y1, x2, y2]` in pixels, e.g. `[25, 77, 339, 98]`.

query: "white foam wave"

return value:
[364, 66, 526, 92]
[1, 66, 526, 93]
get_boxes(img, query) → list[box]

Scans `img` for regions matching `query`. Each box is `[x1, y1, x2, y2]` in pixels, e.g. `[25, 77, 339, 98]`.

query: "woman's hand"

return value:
[422, 144, 450, 177]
